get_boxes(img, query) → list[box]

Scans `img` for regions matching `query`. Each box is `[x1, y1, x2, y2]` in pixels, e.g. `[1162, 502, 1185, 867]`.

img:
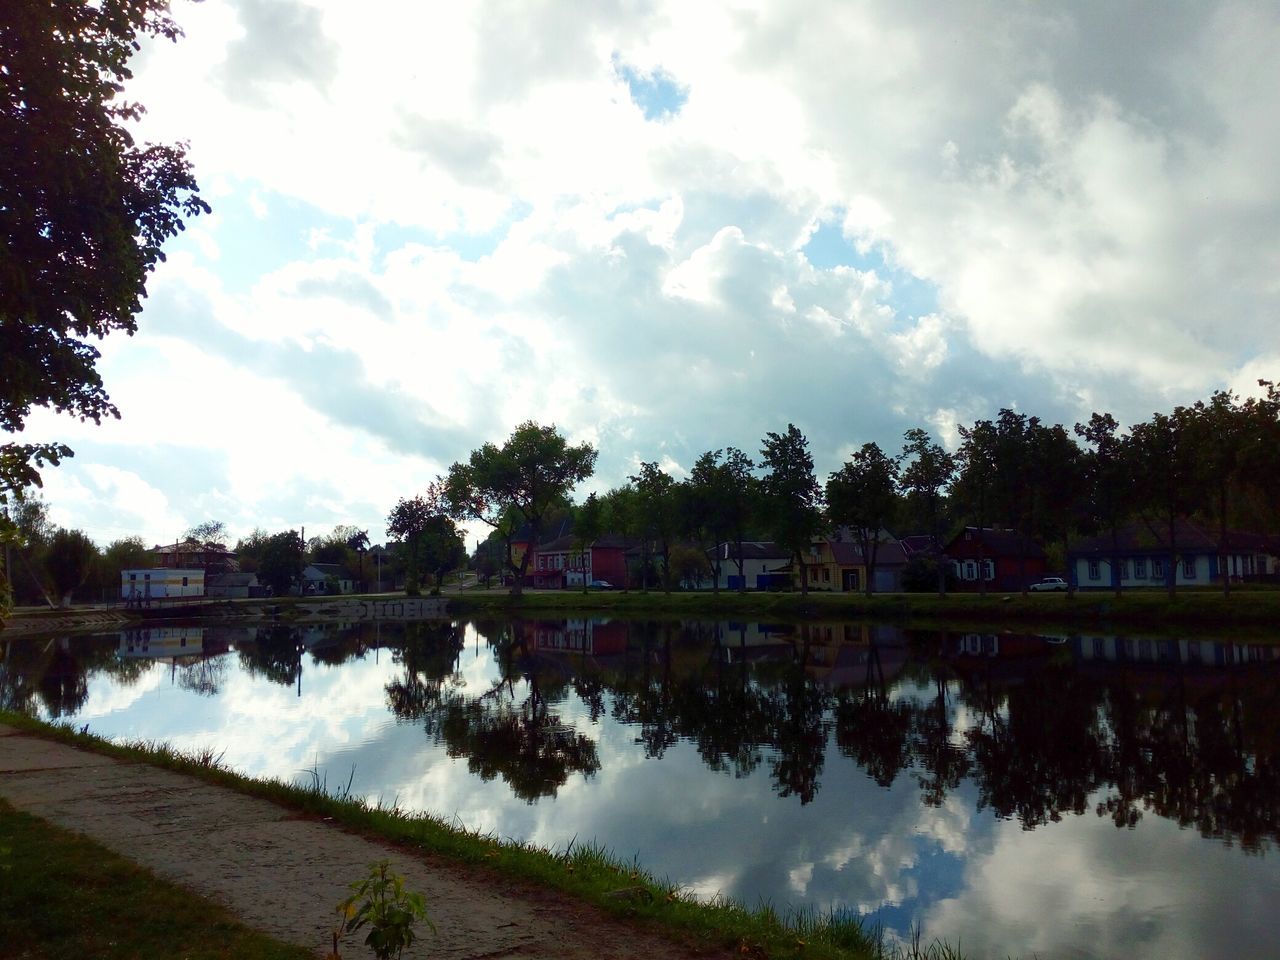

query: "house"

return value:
[304, 563, 355, 594]
[121, 568, 204, 602]
[1068, 521, 1279, 590]
[530, 534, 629, 589]
[707, 541, 793, 590]
[207, 572, 263, 599]
[150, 540, 238, 575]
[797, 530, 909, 592]
[942, 527, 1047, 591]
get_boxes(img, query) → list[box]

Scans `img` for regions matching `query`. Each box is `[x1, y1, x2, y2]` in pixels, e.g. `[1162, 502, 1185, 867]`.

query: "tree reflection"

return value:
[387, 619, 599, 802]
[5, 617, 1279, 849]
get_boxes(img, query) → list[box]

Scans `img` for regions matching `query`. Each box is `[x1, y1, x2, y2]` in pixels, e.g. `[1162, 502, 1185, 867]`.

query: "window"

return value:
[1088, 559, 1100, 581]
[983, 559, 994, 581]
[822, 568, 830, 582]
[181, 576, 188, 587]
[964, 560, 977, 580]
[129, 573, 136, 581]
[952, 560, 962, 578]
[1153, 558, 1164, 579]
[1118, 559, 1128, 579]
[1134, 557, 1146, 578]
[1182, 557, 1196, 578]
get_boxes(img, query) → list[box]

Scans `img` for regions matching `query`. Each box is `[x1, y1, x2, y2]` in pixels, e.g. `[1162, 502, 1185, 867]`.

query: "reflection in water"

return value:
[3, 617, 1280, 957]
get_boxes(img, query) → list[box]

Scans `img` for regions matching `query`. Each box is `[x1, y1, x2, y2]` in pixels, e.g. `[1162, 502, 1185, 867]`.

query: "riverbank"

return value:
[5, 584, 1278, 638]
[448, 584, 1280, 635]
[0, 712, 956, 960]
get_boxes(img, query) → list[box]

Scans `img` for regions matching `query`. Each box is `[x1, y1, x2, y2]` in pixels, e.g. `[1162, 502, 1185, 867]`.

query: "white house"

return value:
[121, 568, 204, 601]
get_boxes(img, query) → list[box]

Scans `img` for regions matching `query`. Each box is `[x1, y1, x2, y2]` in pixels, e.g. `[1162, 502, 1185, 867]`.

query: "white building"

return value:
[121, 568, 205, 601]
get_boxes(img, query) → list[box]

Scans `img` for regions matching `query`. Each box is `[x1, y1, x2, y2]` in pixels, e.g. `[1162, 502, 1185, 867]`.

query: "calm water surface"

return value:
[4, 616, 1278, 959]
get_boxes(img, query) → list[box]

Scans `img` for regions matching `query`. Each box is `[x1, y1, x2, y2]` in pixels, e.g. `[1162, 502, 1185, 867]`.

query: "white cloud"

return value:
[20, 0, 1280, 544]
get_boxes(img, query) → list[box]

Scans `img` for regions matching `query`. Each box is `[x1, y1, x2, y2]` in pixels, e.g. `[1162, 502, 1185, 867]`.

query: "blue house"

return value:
[1068, 521, 1278, 590]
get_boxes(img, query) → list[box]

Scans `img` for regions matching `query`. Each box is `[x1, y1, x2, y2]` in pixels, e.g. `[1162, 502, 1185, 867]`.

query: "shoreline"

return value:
[4, 585, 1279, 639]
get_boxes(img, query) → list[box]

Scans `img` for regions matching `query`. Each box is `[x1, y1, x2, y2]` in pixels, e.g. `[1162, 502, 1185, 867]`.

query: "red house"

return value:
[531, 534, 629, 589]
[943, 527, 1047, 592]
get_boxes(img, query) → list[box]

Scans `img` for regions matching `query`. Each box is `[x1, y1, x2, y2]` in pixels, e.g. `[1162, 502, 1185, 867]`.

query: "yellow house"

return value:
[795, 535, 909, 592]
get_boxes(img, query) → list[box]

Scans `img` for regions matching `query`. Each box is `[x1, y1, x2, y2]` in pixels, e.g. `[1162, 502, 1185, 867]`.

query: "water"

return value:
[4, 616, 1278, 959]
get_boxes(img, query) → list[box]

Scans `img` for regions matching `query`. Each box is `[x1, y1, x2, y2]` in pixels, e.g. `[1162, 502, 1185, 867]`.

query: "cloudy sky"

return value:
[27, 0, 1280, 548]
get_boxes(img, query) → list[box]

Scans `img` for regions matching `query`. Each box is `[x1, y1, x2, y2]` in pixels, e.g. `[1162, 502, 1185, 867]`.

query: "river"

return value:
[3, 615, 1277, 959]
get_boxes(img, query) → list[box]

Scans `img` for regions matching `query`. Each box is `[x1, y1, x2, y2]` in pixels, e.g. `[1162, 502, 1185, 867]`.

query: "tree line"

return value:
[415, 382, 1280, 599]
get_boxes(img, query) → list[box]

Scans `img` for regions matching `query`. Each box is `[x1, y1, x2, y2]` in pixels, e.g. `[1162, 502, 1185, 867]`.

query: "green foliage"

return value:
[258, 531, 303, 597]
[759, 424, 823, 592]
[827, 442, 900, 595]
[387, 486, 465, 593]
[44, 528, 99, 606]
[1, 0, 208, 500]
[444, 421, 597, 593]
[337, 860, 435, 960]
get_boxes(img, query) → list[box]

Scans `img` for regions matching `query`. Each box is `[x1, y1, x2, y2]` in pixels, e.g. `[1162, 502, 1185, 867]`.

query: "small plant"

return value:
[337, 860, 434, 960]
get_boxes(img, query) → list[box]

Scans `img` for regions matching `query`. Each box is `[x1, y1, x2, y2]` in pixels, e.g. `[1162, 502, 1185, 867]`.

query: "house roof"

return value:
[826, 539, 909, 566]
[535, 532, 632, 553]
[713, 541, 791, 560]
[1069, 520, 1279, 557]
[899, 535, 938, 556]
[943, 527, 1047, 559]
[307, 563, 351, 579]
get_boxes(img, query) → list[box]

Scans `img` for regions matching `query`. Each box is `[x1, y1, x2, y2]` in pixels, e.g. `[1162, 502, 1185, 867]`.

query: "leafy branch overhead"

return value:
[1, 0, 208, 501]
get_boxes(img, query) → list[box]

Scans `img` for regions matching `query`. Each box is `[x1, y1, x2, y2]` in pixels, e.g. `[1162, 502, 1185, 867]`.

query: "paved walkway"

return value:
[0, 724, 732, 960]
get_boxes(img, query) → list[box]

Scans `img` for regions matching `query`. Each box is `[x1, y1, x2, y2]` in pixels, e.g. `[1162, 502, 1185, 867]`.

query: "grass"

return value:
[0, 711, 967, 960]
[447, 582, 1280, 636]
[0, 799, 314, 960]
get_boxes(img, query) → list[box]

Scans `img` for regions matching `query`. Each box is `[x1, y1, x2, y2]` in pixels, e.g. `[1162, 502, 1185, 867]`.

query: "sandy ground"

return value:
[0, 724, 734, 960]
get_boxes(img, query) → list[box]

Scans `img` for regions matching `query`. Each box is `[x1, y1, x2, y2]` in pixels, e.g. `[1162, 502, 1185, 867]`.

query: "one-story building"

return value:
[1068, 521, 1279, 590]
[121, 568, 205, 602]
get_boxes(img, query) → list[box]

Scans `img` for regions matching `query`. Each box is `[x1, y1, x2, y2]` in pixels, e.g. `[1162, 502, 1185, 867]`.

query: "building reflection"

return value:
[4, 617, 1278, 849]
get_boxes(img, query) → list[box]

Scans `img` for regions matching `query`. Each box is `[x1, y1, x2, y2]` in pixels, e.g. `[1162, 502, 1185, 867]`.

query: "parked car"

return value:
[588, 579, 615, 590]
[1030, 577, 1068, 592]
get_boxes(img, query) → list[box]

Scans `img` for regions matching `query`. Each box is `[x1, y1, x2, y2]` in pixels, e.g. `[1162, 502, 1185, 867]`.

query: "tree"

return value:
[184, 520, 228, 548]
[898, 428, 955, 596]
[572, 493, 606, 594]
[233, 528, 271, 574]
[630, 461, 678, 593]
[1, 1, 208, 500]
[1029, 422, 1085, 594]
[419, 515, 467, 594]
[443, 422, 597, 596]
[96, 535, 151, 594]
[602, 485, 641, 591]
[1128, 410, 1197, 597]
[44, 528, 99, 607]
[1185, 391, 1246, 597]
[346, 528, 370, 590]
[1074, 413, 1131, 598]
[258, 530, 303, 597]
[955, 419, 998, 596]
[387, 490, 443, 595]
[826, 442, 900, 595]
[684, 448, 758, 594]
[759, 424, 823, 595]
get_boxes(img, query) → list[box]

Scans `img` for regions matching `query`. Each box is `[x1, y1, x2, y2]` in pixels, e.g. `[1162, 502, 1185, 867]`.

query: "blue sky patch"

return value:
[614, 55, 688, 121]
[165, 186, 350, 294]
[803, 218, 940, 320]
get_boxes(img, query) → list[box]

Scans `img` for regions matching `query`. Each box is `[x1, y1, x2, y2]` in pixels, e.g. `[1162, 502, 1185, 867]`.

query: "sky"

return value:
[22, 0, 1280, 549]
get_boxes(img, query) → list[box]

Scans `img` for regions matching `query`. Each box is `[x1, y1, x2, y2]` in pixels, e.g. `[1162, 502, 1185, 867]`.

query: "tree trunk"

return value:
[1219, 481, 1231, 599]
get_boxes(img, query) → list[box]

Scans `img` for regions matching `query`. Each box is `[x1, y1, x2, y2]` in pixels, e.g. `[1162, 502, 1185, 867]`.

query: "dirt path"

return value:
[0, 724, 733, 960]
